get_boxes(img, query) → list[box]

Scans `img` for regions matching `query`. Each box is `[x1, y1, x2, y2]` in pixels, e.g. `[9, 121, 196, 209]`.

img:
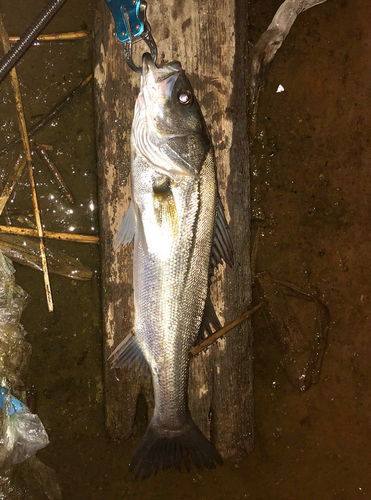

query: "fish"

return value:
[110, 53, 233, 479]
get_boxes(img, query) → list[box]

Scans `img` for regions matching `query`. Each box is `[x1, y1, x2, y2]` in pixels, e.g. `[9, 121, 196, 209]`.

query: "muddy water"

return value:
[0, 0, 370, 499]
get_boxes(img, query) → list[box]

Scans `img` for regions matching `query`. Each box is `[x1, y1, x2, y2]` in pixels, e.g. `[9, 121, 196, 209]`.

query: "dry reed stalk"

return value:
[0, 155, 27, 216]
[34, 144, 74, 203]
[9, 30, 88, 42]
[0, 225, 99, 244]
[0, 74, 93, 157]
[0, 12, 53, 312]
[190, 302, 264, 356]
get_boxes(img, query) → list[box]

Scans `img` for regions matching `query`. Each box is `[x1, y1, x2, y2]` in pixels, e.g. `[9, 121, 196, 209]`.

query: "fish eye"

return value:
[178, 89, 193, 107]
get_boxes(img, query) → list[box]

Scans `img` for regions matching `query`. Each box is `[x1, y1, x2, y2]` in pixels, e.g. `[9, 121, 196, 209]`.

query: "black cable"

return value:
[0, 0, 68, 82]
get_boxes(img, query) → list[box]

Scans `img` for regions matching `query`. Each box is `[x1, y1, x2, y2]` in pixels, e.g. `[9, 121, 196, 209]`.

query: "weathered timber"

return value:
[94, 0, 252, 460]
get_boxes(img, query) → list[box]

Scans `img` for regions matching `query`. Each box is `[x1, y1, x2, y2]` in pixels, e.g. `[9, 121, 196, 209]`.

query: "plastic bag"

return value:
[0, 253, 48, 467]
[0, 389, 49, 465]
[0, 252, 61, 499]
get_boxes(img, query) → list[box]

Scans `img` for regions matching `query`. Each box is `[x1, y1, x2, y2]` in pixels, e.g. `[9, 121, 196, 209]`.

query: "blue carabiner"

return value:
[105, 0, 157, 73]
[106, 0, 144, 43]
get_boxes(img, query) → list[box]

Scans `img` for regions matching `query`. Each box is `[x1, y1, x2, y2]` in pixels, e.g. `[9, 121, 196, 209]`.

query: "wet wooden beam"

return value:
[94, 0, 252, 460]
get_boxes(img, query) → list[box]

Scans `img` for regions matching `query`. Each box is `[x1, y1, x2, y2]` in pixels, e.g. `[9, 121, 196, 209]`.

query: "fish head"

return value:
[132, 53, 211, 179]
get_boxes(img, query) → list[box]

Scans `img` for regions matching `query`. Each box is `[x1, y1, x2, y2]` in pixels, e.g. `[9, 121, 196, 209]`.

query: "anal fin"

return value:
[108, 331, 149, 372]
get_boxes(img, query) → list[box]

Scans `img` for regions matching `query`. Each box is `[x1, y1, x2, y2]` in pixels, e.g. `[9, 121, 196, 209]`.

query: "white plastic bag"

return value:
[1, 388, 49, 465]
[0, 253, 60, 499]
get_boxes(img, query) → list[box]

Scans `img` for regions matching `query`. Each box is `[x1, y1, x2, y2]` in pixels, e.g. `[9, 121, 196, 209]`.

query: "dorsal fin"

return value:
[210, 197, 234, 272]
[198, 294, 221, 340]
[198, 197, 233, 341]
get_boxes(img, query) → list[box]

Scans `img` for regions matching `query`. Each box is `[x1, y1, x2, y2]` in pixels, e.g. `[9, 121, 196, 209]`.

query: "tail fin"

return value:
[129, 416, 222, 479]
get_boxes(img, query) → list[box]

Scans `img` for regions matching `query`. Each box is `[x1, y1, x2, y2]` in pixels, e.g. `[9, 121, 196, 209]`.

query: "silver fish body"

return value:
[133, 150, 216, 425]
[111, 54, 231, 478]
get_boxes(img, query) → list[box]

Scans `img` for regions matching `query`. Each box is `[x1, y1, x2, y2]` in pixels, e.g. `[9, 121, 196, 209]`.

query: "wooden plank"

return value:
[94, 0, 252, 460]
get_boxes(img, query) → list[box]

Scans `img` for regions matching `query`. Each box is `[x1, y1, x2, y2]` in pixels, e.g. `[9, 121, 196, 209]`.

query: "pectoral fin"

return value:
[153, 179, 179, 240]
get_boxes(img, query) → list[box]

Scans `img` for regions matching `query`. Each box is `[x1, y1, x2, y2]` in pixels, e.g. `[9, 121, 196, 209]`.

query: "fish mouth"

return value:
[141, 53, 183, 85]
[140, 53, 184, 111]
